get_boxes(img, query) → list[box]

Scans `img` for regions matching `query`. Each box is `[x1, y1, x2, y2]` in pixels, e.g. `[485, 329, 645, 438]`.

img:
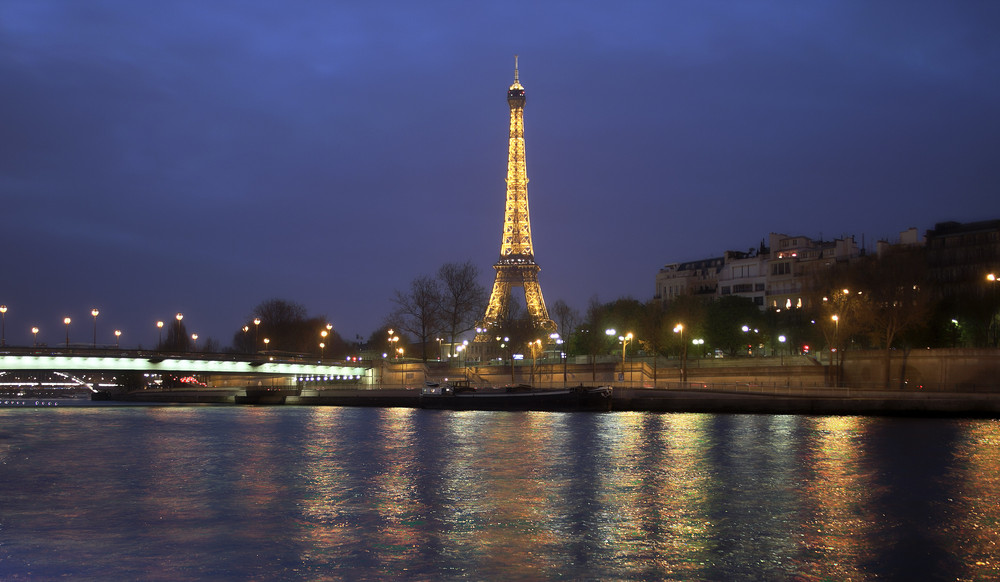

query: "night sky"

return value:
[2, 1, 998, 349]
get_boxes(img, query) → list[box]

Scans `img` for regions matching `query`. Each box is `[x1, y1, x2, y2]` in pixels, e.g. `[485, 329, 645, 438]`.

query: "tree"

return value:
[571, 297, 616, 381]
[232, 298, 345, 357]
[662, 295, 708, 358]
[636, 300, 669, 384]
[392, 275, 442, 362]
[852, 248, 931, 388]
[492, 309, 539, 384]
[705, 296, 762, 356]
[550, 299, 579, 343]
[437, 261, 487, 356]
[160, 320, 191, 352]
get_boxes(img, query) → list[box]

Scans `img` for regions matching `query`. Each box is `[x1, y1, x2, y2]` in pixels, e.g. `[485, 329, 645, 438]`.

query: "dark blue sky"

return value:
[1, 1, 998, 349]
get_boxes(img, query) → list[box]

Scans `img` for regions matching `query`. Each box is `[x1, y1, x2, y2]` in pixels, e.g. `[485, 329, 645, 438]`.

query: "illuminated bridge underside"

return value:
[0, 355, 367, 377]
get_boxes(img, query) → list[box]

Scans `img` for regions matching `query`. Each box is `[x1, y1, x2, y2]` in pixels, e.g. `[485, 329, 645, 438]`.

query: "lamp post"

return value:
[64, 317, 72, 348]
[604, 328, 617, 382]
[157, 320, 164, 348]
[831, 314, 840, 386]
[263, 337, 270, 354]
[253, 318, 261, 352]
[619, 332, 633, 385]
[388, 330, 399, 358]
[175, 313, 184, 350]
[529, 339, 541, 385]
[114, 329, 122, 349]
[0, 305, 7, 347]
[674, 324, 687, 383]
[91, 308, 99, 348]
[31, 326, 39, 347]
[191, 333, 198, 351]
[988, 274, 998, 347]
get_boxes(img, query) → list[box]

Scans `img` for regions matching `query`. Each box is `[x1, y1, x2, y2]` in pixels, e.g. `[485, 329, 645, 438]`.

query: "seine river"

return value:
[0, 406, 998, 581]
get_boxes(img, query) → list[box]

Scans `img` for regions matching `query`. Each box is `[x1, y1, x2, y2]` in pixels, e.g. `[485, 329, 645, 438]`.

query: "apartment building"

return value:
[655, 232, 861, 311]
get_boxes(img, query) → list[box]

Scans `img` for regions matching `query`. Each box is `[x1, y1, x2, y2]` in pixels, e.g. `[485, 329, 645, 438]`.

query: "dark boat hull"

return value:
[235, 387, 300, 405]
[419, 386, 612, 412]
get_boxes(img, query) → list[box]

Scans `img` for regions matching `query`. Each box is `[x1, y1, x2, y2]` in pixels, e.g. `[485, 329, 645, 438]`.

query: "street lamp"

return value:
[674, 324, 687, 383]
[191, 333, 198, 351]
[253, 317, 261, 352]
[174, 313, 184, 351]
[989, 274, 999, 346]
[157, 321, 164, 348]
[0, 305, 7, 347]
[388, 330, 399, 358]
[114, 329, 122, 349]
[831, 315, 841, 385]
[91, 308, 99, 347]
[619, 332, 633, 384]
[263, 337, 270, 353]
[528, 339, 542, 385]
[64, 317, 72, 348]
[31, 326, 39, 347]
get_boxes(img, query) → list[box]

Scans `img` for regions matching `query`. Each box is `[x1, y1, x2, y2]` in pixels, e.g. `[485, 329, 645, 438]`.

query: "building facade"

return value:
[656, 232, 862, 311]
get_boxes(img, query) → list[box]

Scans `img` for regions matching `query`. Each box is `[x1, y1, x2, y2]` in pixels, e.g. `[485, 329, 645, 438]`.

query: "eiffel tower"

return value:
[476, 57, 556, 341]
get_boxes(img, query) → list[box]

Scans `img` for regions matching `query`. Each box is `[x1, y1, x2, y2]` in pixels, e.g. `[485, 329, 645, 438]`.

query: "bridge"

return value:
[0, 348, 371, 393]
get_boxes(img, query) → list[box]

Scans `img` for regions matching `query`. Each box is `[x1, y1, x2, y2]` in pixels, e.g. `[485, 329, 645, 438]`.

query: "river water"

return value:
[0, 406, 997, 581]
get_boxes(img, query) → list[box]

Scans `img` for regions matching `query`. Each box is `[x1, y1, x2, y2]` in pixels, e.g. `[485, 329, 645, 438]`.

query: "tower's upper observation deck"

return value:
[507, 56, 525, 105]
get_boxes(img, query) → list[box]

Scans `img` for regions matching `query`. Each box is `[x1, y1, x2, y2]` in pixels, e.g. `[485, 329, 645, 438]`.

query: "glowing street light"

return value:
[674, 324, 687, 382]
[157, 320, 164, 347]
[253, 317, 261, 351]
[619, 332, 633, 383]
[263, 337, 270, 353]
[64, 317, 72, 347]
[114, 329, 122, 349]
[831, 314, 841, 385]
[191, 333, 198, 351]
[31, 326, 39, 347]
[91, 308, 100, 347]
[388, 329, 399, 357]
[0, 304, 7, 347]
[528, 339, 542, 384]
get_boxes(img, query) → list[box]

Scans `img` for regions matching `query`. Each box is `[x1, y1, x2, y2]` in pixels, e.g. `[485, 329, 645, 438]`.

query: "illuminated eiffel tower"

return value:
[476, 57, 556, 341]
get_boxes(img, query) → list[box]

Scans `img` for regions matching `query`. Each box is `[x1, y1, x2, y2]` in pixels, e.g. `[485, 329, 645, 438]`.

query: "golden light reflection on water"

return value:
[597, 412, 715, 578]
[435, 411, 563, 578]
[796, 415, 877, 580]
[950, 419, 1000, 581]
[4, 408, 1000, 580]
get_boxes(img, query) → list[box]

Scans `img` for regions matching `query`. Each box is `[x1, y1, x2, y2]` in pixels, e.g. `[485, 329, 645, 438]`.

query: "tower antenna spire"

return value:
[514, 54, 519, 83]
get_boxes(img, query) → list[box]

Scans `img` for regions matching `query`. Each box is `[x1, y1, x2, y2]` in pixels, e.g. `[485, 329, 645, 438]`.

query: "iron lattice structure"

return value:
[476, 58, 556, 342]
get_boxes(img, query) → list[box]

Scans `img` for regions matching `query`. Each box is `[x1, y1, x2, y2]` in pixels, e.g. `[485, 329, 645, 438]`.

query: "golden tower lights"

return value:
[477, 56, 556, 341]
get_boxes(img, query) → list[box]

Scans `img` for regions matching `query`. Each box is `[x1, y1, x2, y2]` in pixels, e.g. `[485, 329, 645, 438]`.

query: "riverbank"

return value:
[85, 386, 1000, 417]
